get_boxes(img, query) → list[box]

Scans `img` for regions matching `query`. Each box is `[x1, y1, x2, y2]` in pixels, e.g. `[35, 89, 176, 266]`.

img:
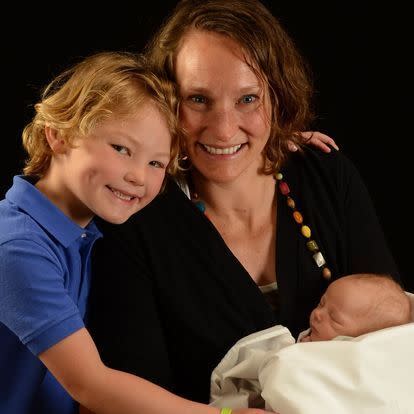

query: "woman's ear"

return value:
[45, 126, 67, 154]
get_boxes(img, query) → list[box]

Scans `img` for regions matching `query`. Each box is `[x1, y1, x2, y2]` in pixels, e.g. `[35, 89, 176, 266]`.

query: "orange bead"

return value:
[293, 211, 303, 224]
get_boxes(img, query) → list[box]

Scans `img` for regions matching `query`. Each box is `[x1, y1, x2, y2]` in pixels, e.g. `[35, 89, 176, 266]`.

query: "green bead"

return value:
[306, 240, 319, 252]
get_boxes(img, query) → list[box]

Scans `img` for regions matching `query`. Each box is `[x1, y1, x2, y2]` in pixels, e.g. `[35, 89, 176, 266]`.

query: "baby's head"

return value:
[308, 273, 411, 341]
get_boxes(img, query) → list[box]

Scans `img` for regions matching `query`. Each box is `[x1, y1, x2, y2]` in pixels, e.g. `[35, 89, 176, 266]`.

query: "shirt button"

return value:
[81, 233, 87, 238]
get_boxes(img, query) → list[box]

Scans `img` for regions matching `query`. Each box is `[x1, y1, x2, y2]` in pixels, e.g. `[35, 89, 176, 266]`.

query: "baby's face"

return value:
[308, 278, 368, 341]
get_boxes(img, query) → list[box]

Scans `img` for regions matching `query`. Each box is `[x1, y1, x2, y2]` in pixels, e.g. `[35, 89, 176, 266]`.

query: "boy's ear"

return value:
[45, 126, 67, 154]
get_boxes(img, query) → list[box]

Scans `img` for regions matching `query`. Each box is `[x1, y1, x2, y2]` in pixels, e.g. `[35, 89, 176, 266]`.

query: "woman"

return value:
[87, 0, 399, 404]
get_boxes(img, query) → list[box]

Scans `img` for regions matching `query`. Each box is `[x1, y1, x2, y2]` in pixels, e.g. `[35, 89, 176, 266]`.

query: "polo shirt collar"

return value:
[6, 176, 101, 247]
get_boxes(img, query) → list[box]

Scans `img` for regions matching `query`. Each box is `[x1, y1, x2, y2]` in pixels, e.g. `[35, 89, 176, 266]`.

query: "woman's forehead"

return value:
[176, 30, 263, 88]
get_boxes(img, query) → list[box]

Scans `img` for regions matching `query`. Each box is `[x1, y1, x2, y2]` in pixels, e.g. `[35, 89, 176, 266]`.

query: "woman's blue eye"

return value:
[240, 95, 257, 104]
[190, 95, 207, 104]
[111, 144, 129, 155]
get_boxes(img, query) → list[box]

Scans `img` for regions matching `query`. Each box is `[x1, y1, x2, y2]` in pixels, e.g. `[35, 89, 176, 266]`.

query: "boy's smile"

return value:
[36, 102, 171, 227]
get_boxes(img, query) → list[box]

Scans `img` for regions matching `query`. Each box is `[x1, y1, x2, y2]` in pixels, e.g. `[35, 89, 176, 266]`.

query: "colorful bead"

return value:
[322, 267, 332, 280]
[193, 171, 332, 281]
[313, 251, 326, 267]
[293, 211, 303, 224]
[301, 225, 311, 238]
[306, 240, 319, 252]
[279, 181, 290, 195]
[286, 197, 295, 209]
[194, 201, 206, 213]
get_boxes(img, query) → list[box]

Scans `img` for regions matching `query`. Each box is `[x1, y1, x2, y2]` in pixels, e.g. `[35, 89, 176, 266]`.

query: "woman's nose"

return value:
[209, 108, 238, 142]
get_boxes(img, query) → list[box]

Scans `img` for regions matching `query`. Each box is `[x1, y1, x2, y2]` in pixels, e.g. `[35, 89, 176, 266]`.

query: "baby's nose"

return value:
[313, 308, 322, 322]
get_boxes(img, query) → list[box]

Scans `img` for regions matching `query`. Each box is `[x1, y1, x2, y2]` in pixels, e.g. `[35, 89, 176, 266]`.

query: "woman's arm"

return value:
[289, 131, 339, 153]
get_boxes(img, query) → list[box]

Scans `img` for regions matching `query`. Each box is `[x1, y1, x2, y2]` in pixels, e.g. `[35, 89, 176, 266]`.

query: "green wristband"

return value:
[220, 409, 232, 414]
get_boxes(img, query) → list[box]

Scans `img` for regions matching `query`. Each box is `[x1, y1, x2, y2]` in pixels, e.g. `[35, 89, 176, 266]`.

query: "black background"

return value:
[4, 2, 412, 291]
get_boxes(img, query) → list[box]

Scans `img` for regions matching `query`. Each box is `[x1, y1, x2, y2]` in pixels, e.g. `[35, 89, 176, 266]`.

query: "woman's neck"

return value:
[190, 169, 276, 229]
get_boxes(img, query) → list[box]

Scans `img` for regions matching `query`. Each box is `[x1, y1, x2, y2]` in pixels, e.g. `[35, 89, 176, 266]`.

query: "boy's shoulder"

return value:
[0, 176, 94, 250]
[0, 197, 51, 249]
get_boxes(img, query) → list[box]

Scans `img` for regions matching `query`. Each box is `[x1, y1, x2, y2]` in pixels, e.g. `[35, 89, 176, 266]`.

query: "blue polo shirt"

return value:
[0, 176, 102, 414]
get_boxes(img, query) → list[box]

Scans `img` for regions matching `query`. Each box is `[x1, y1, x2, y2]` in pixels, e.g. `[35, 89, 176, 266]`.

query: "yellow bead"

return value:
[301, 225, 311, 238]
[275, 172, 283, 180]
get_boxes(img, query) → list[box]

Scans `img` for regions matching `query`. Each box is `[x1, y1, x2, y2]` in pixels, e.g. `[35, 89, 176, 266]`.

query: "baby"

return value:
[300, 273, 411, 342]
[210, 273, 413, 413]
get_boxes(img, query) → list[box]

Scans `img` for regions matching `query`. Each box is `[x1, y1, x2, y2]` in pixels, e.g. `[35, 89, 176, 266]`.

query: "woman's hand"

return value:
[289, 131, 339, 153]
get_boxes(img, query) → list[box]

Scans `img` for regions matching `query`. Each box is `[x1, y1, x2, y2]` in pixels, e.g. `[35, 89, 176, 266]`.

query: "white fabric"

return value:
[211, 292, 414, 413]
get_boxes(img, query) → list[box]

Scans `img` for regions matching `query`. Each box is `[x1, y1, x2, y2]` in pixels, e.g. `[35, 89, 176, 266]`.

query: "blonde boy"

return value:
[0, 52, 265, 414]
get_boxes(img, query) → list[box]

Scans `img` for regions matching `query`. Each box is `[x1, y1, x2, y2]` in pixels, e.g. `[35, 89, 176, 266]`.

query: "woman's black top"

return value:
[87, 148, 399, 403]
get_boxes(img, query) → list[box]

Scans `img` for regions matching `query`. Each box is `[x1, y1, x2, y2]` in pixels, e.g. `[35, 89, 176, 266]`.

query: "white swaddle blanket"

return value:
[211, 292, 414, 414]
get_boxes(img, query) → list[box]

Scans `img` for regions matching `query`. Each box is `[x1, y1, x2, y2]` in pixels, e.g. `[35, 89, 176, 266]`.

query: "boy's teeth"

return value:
[112, 189, 133, 201]
[202, 144, 242, 155]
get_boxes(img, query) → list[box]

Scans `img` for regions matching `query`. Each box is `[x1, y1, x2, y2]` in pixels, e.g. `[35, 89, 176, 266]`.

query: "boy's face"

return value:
[55, 102, 171, 226]
[308, 278, 369, 341]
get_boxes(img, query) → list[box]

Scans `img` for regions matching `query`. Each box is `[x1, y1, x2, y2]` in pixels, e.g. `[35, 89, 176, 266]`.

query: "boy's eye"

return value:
[149, 160, 165, 169]
[111, 144, 129, 155]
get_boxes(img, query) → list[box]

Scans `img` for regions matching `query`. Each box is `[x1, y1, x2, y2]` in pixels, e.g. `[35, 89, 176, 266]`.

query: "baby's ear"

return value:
[45, 126, 67, 154]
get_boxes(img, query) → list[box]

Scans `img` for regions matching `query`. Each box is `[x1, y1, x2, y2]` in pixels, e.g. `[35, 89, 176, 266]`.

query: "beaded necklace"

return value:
[191, 173, 332, 281]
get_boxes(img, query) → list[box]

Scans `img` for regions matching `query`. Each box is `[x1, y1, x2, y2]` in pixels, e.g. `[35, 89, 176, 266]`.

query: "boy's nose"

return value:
[124, 167, 145, 186]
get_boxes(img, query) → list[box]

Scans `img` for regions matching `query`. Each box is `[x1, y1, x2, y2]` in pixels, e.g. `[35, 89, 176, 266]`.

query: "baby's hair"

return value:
[22, 51, 181, 177]
[352, 273, 411, 333]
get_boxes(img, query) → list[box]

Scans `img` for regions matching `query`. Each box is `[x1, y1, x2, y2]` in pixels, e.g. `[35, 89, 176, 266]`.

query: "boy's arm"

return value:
[40, 328, 270, 414]
[39, 327, 215, 414]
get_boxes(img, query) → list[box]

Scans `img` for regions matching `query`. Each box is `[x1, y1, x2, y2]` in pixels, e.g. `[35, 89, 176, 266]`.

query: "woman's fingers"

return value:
[300, 131, 339, 152]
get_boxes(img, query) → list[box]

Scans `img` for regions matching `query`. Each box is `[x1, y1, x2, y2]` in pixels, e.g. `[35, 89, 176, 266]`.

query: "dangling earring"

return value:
[178, 153, 192, 171]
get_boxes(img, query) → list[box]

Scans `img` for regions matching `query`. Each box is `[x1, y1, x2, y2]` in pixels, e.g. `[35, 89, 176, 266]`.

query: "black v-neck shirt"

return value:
[87, 148, 399, 402]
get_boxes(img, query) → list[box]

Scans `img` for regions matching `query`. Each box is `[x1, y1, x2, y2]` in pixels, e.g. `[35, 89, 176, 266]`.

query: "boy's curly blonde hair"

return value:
[22, 51, 182, 177]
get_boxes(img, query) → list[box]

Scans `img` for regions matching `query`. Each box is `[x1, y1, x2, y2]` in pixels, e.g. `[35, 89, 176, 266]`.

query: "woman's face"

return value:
[175, 30, 272, 184]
